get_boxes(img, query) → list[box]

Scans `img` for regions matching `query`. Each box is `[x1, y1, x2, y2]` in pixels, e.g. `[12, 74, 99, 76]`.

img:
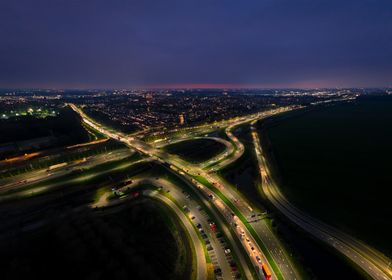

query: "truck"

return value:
[46, 162, 67, 172]
[261, 263, 271, 280]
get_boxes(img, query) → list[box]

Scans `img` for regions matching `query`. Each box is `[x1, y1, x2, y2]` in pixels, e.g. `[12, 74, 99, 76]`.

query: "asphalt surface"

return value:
[252, 124, 392, 280]
[0, 148, 134, 193]
[70, 103, 297, 279]
[106, 177, 240, 280]
[0, 156, 150, 202]
[71, 100, 388, 280]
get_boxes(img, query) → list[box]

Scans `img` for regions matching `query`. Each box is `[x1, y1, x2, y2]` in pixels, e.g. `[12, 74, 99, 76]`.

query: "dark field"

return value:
[0, 199, 190, 280]
[264, 96, 392, 257]
[163, 138, 226, 163]
[223, 124, 364, 280]
[0, 108, 90, 158]
[219, 125, 262, 208]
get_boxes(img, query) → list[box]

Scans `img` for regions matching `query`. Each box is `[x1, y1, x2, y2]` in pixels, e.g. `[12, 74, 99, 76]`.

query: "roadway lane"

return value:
[90, 182, 209, 280]
[0, 157, 151, 202]
[252, 124, 392, 280]
[0, 149, 134, 193]
[111, 177, 235, 280]
[145, 190, 207, 280]
[155, 136, 235, 169]
[69, 103, 297, 280]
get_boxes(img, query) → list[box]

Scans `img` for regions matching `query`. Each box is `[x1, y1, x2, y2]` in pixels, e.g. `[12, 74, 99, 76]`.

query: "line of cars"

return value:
[182, 190, 241, 279]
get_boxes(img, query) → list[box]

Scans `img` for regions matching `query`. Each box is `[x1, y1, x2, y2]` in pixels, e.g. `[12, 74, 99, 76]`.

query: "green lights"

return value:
[0, 108, 58, 119]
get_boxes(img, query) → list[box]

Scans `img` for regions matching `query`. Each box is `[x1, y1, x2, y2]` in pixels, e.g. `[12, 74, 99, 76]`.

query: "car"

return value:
[256, 256, 261, 263]
[196, 223, 202, 229]
[224, 248, 231, 254]
[209, 222, 217, 232]
[191, 215, 195, 220]
[214, 268, 222, 275]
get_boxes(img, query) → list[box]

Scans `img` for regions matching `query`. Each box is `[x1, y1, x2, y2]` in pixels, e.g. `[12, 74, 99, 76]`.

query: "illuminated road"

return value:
[144, 190, 207, 280]
[100, 177, 242, 280]
[0, 156, 150, 202]
[95, 178, 208, 280]
[154, 136, 235, 169]
[251, 124, 392, 280]
[0, 148, 134, 193]
[70, 103, 299, 280]
[204, 118, 299, 279]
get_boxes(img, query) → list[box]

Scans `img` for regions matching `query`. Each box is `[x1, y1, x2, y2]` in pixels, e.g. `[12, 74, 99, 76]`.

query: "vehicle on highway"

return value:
[261, 263, 272, 280]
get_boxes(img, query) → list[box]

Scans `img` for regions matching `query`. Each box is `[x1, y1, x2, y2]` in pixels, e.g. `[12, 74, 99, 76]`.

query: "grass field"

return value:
[163, 138, 226, 163]
[263, 96, 392, 257]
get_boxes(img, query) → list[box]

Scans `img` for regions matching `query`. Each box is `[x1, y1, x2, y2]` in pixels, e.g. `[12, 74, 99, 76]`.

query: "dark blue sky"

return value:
[0, 0, 391, 88]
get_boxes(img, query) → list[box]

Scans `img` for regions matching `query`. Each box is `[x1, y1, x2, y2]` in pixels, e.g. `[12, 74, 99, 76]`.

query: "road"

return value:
[154, 136, 235, 169]
[0, 156, 150, 203]
[251, 123, 392, 280]
[0, 148, 134, 194]
[145, 190, 207, 280]
[99, 177, 243, 279]
[70, 103, 299, 280]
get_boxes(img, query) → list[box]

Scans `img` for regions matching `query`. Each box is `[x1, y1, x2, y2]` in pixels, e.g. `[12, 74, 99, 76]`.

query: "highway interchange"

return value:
[69, 103, 299, 280]
[70, 101, 392, 280]
[2, 101, 390, 280]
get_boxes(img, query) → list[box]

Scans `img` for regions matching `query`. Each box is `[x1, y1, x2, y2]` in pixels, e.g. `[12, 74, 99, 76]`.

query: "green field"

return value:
[163, 138, 226, 163]
[263, 96, 392, 257]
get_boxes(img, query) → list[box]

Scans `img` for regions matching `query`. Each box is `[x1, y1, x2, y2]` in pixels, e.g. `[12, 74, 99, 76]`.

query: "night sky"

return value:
[1, 0, 391, 89]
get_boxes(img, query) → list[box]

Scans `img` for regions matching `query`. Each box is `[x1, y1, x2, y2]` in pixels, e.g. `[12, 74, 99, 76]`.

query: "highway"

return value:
[144, 190, 207, 280]
[0, 156, 150, 203]
[69, 103, 299, 280]
[98, 177, 242, 279]
[251, 123, 392, 280]
[0, 148, 134, 194]
[154, 136, 235, 169]
[94, 178, 208, 280]
[203, 119, 299, 279]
